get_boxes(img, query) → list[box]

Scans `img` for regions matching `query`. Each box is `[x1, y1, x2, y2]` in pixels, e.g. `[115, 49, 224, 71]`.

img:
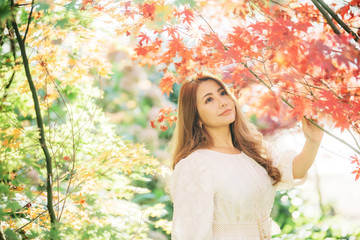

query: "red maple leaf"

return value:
[150, 120, 156, 128]
[255, 92, 280, 118]
[168, 115, 177, 127]
[82, 0, 93, 7]
[160, 125, 168, 131]
[312, 90, 350, 132]
[159, 72, 175, 96]
[124, 1, 135, 19]
[142, 3, 155, 19]
[151, 107, 177, 130]
[134, 45, 150, 56]
[350, 154, 360, 181]
[351, 154, 359, 166]
[157, 114, 165, 123]
[75, 194, 86, 207]
[163, 26, 179, 38]
[138, 32, 151, 46]
[339, 5, 350, 18]
[162, 36, 185, 61]
[351, 168, 360, 181]
[289, 96, 314, 121]
[350, 0, 360, 5]
[181, 9, 194, 25]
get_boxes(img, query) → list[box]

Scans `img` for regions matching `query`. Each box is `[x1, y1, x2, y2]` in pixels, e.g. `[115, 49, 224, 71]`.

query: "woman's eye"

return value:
[221, 91, 227, 96]
[205, 97, 213, 103]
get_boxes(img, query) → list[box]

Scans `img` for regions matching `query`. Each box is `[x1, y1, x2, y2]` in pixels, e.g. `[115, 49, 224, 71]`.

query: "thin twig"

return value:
[347, 127, 360, 150]
[23, 0, 35, 42]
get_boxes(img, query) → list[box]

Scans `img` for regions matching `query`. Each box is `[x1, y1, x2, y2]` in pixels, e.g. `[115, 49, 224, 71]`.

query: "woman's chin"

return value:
[217, 116, 235, 125]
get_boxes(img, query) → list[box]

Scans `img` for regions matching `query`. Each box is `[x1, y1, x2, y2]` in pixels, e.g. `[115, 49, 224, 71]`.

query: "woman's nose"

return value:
[220, 99, 227, 108]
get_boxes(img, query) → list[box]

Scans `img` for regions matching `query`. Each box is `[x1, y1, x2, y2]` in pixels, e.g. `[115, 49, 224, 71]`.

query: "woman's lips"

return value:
[219, 109, 232, 116]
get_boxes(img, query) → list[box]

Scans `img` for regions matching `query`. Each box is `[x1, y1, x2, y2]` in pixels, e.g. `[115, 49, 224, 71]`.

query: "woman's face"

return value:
[196, 80, 236, 128]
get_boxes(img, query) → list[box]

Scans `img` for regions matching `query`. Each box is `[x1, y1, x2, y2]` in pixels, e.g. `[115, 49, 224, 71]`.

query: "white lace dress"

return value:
[168, 145, 308, 240]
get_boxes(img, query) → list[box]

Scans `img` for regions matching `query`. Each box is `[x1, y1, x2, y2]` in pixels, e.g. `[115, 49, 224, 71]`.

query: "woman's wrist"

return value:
[305, 138, 322, 148]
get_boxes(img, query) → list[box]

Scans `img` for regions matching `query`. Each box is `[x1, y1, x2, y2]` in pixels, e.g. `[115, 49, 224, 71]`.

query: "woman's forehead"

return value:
[197, 80, 222, 97]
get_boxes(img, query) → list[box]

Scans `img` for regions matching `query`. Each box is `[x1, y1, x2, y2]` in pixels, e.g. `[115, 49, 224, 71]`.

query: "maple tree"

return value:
[1, 0, 169, 239]
[82, 0, 360, 179]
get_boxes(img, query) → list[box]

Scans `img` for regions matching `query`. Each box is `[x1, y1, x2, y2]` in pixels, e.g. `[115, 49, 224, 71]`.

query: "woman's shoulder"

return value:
[176, 149, 213, 168]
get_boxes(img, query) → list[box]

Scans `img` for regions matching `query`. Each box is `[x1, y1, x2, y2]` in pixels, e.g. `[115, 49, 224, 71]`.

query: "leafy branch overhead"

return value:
[85, 0, 359, 174]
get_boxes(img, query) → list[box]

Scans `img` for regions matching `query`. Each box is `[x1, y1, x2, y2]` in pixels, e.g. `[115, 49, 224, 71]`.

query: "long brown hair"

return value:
[168, 73, 282, 185]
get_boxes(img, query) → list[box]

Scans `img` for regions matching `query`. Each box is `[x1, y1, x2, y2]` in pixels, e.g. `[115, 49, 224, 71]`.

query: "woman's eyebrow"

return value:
[202, 87, 223, 100]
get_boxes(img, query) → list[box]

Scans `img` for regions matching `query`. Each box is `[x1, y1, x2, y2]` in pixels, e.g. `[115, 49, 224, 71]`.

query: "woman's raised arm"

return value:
[293, 117, 324, 179]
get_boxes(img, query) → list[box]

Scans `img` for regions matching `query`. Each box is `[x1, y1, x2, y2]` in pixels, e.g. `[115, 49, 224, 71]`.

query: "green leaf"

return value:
[0, 184, 9, 195]
[5, 228, 21, 240]
[19, 8, 30, 24]
[35, 2, 50, 12]
[65, 0, 77, 11]
[54, 18, 69, 29]
[174, 0, 197, 7]
[25, 188, 34, 200]
[0, 2, 11, 24]
[6, 200, 21, 212]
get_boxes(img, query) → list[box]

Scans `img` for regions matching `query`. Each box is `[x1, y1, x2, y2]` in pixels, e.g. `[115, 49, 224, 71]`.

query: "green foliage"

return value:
[35, 2, 50, 12]
[174, 0, 197, 8]
[0, 1, 11, 25]
[0, 2, 167, 239]
[272, 190, 360, 239]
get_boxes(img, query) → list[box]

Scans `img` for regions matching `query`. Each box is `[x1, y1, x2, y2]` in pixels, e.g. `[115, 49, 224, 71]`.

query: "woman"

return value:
[167, 73, 324, 240]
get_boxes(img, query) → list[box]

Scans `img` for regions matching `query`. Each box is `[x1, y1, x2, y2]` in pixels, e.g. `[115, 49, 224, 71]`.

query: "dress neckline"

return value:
[197, 148, 244, 156]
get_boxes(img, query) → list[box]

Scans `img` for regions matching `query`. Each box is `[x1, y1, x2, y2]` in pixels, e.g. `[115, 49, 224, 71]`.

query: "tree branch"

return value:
[194, 9, 360, 155]
[314, 0, 359, 42]
[23, 0, 35, 42]
[15, 198, 65, 233]
[311, 0, 341, 35]
[10, 4, 57, 233]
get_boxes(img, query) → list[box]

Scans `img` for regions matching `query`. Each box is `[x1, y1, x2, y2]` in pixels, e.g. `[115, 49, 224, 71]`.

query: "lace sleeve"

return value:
[169, 154, 214, 240]
[266, 141, 308, 191]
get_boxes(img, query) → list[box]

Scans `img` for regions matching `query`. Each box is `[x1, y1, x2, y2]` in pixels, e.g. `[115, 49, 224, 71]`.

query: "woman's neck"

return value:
[205, 125, 234, 150]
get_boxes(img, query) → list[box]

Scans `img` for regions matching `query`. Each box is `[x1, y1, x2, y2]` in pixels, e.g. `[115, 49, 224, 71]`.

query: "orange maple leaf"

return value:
[254, 92, 280, 117]
[351, 154, 359, 166]
[138, 32, 151, 46]
[289, 96, 314, 121]
[159, 72, 175, 96]
[181, 8, 194, 25]
[142, 3, 155, 19]
[75, 194, 86, 207]
[160, 125, 168, 131]
[351, 154, 360, 181]
[150, 120, 156, 128]
[351, 168, 360, 181]
[134, 45, 150, 56]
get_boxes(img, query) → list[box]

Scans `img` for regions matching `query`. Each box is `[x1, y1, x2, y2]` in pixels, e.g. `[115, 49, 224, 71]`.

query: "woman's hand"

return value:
[301, 117, 324, 146]
[292, 117, 325, 179]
